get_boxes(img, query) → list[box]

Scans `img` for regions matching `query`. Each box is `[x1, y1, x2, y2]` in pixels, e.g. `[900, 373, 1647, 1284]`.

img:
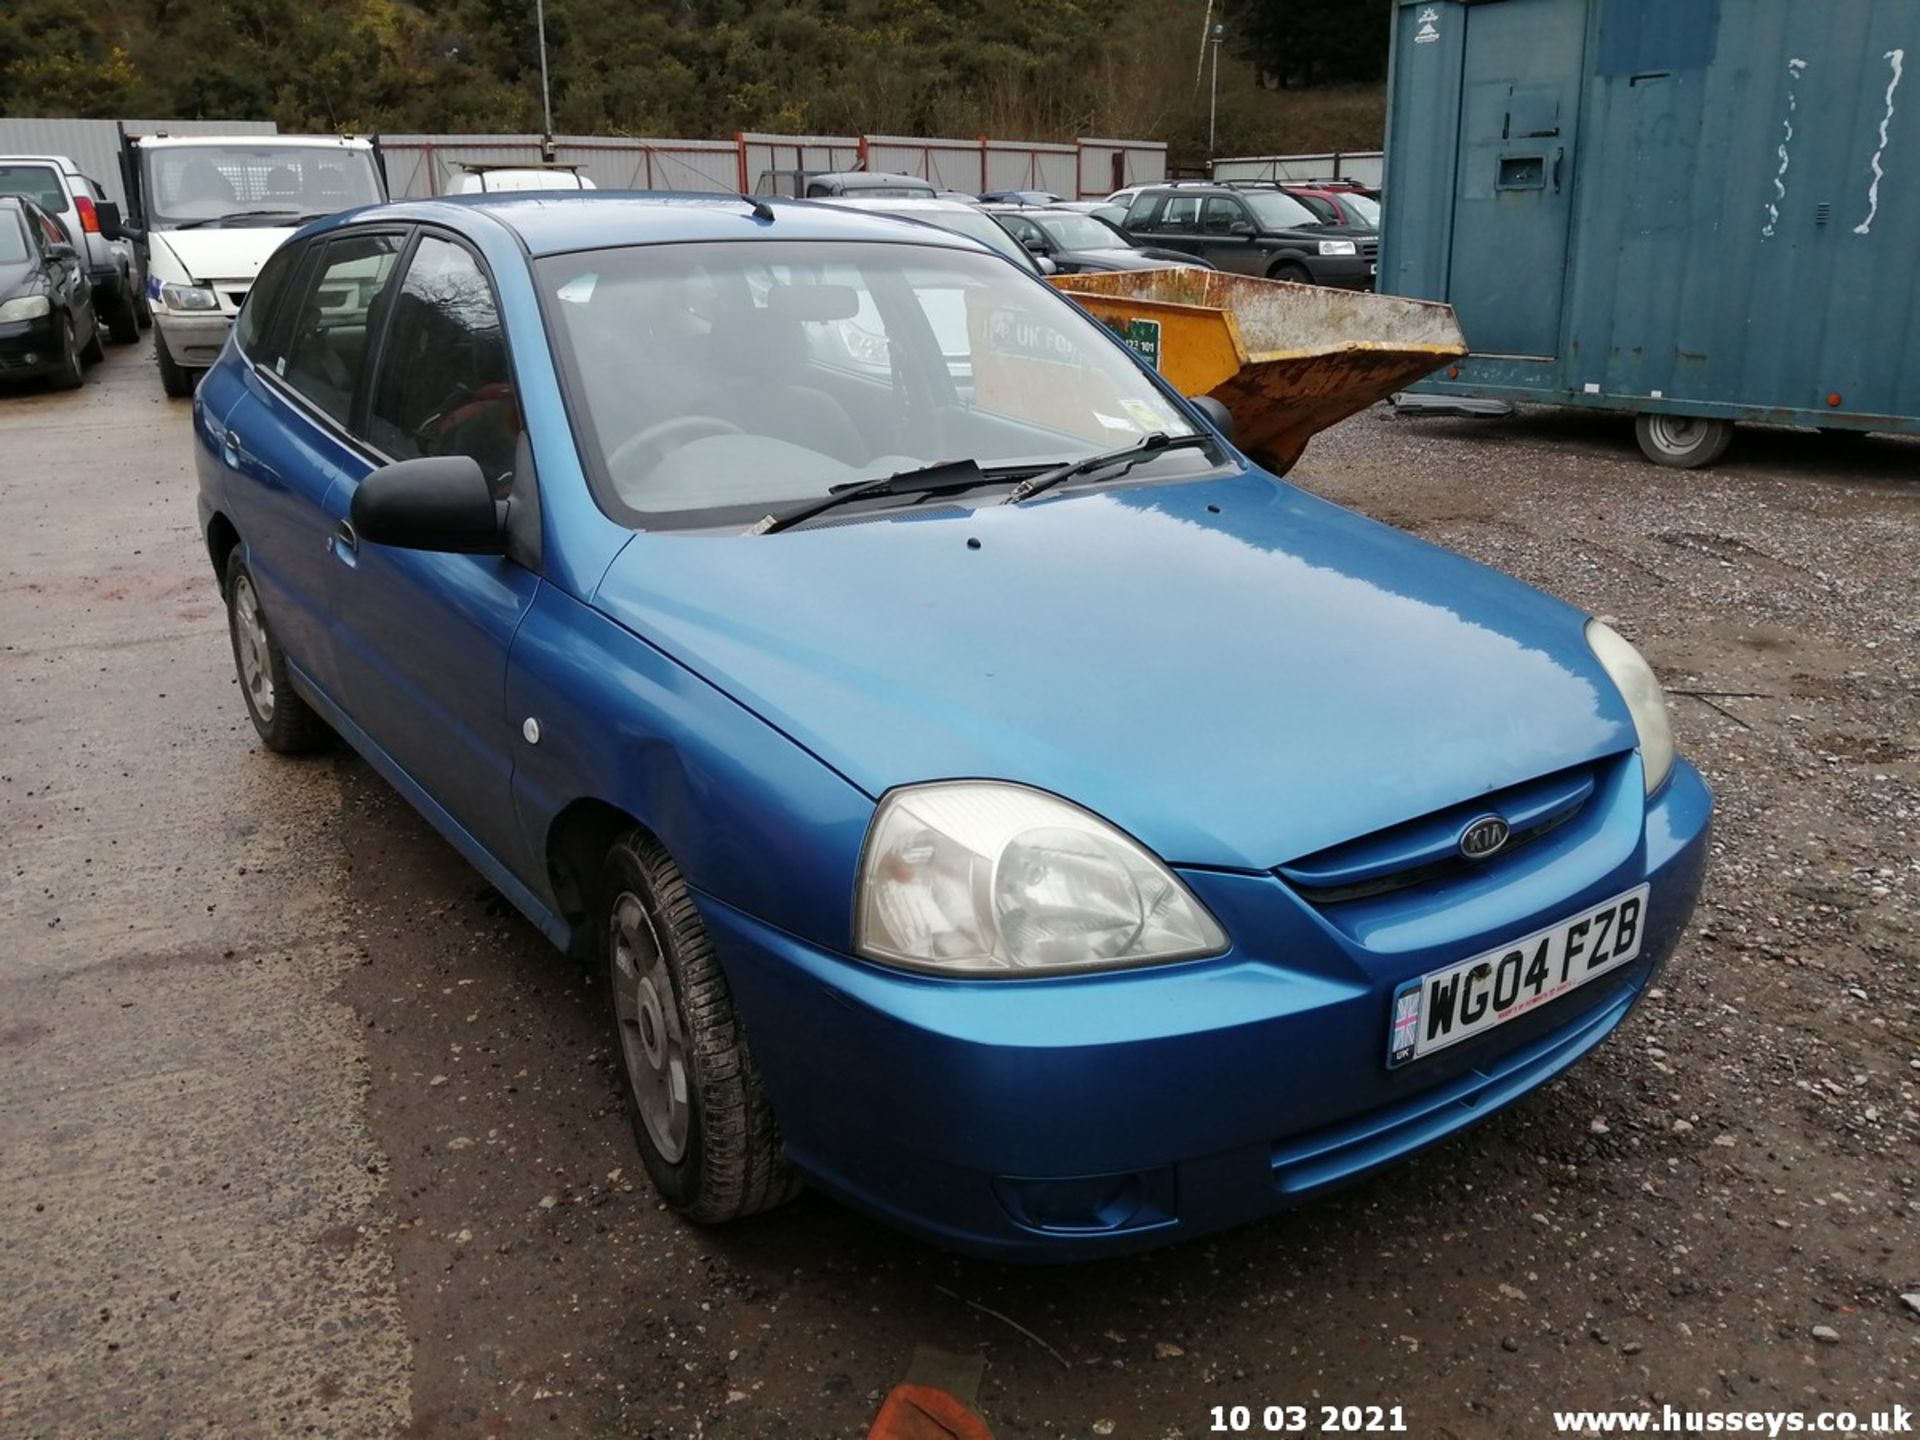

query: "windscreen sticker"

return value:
[556, 272, 597, 304]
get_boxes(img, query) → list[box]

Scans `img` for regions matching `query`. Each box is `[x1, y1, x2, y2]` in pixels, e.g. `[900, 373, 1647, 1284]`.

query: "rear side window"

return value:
[367, 234, 519, 488]
[234, 240, 305, 360]
[278, 232, 405, 428]
[0, 164, 66, 214]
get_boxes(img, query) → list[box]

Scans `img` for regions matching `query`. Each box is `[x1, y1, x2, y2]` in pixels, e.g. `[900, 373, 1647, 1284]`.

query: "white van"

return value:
[118, 134, 385, 396]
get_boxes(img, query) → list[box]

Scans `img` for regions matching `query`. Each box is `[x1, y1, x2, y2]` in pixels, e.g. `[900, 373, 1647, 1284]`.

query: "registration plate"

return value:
[1387, 884, 1651, 1067]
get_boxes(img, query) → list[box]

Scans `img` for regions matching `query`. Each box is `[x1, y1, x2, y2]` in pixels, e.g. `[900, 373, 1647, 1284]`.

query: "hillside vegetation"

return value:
[0, 0, 1388, 162]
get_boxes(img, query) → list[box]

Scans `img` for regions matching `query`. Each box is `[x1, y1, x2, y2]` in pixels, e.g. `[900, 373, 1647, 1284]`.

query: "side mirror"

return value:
[1189, 394, 1235, 442]
[1034, 254, 1058, 276]
[1229, 220, 1255, 235]
[96, 201, 141, 242]
[351, 455, 506, 554]
[45, 241, 77, 262]
[1020, 234, 1048, 254]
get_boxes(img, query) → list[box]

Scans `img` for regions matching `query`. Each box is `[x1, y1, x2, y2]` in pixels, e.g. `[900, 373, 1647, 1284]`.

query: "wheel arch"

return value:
[546, 797, 650, 961]
[205, 511, 242, 595]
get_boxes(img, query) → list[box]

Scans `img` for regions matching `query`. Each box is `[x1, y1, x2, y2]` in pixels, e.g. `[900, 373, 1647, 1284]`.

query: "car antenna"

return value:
[748, 197, 776, 222]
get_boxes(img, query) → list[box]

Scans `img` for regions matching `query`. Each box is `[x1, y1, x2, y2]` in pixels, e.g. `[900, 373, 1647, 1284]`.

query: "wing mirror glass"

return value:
[45, 241, 77, 262]
[351, 455, 507, 554]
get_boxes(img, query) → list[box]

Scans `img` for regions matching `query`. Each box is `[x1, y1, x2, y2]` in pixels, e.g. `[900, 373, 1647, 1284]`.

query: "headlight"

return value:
[856, 782, 1228, 975]
[160, 282, 220, 312]
[1586, 620, 1675, 795]
[0, 294, 51, 321]
[1317, 239, 1358, 256]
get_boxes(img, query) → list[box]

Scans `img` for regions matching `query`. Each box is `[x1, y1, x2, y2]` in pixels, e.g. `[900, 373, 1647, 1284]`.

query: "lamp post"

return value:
[535, 0, 554, 144]
[1209, 21, 1224, 156]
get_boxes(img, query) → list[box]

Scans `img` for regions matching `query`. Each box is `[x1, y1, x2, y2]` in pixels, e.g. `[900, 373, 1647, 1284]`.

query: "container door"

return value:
[1446, 0, 1588, 358]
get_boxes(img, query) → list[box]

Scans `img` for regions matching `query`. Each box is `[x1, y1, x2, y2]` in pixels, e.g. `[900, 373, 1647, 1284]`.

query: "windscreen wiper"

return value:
[169, 208, 304, 230]
[750, 459, 993, 535]
[1001, 432, 1214, 505]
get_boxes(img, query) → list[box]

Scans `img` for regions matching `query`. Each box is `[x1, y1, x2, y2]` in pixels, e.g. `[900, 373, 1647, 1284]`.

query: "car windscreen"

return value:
[141, 145, 384, 226]
[0, 210, 31, 264]
[1039, 213, 1130, 250]
[539, 239, 1201, 532]
[1243, 191, 1322, 230]
[0, 164, 65, 215]
[1288, 193, 1342, 224]
[1342, 193, 1381, 226]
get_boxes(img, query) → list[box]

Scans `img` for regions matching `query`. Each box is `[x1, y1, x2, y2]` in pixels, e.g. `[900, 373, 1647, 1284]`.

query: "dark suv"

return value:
[1122, 185, 1377, 289]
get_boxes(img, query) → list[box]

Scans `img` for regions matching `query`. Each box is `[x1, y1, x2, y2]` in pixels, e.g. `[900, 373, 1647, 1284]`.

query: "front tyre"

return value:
[156, 329, 197, 398]
[1634, 412, 1733, 469]
[223, 550, 331, 754]
[601, 831, 799, 1223]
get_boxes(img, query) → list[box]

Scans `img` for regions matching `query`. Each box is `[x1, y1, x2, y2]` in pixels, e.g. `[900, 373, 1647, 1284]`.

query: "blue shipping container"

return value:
[1379, 0, 1917, 466]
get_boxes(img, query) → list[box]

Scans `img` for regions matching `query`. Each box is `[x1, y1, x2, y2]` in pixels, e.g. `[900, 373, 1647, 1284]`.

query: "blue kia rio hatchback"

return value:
[193, 194, 1711, 1259]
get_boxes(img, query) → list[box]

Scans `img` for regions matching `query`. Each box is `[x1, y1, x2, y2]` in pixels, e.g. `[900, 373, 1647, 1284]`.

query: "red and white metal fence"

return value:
[379, 131, 1166, 200]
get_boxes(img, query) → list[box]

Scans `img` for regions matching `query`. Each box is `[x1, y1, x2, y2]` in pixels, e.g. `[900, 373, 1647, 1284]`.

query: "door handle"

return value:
[1552, 147, 1565, 192]
[222, 429, 241, 463]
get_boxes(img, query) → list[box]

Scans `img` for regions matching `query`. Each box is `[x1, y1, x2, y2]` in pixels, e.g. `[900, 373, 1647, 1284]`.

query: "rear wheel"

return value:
[223, 550, 331, 754]
[1634, 413, 1733, 468]
[80, 311, 106, 364]
[49, 315, 84, 391]
[600, 830, 799, 1223]
[104, 282, 140, 344]
[156, 329, 196, 398]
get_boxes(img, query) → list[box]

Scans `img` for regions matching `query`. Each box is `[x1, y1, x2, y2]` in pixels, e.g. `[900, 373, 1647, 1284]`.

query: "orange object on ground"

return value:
[867, 1383, 995, 1440]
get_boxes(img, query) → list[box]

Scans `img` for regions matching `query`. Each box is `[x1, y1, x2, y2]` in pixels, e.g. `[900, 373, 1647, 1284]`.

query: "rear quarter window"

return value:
[235, 240, 306, 361]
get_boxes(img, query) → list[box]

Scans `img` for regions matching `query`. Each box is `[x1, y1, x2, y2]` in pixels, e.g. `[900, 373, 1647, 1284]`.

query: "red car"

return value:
[1282, 183, 1381, 231]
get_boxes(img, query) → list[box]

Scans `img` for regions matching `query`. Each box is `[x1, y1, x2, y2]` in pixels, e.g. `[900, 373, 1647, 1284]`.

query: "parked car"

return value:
[0, 196, 104, 389]
[755, 170, 936, 199]
[984, 204, 1214, 273]
[448, 163, 596, 193]
[0, 155, 145, 343]
[1123, 184, 1377, 287]
[115, 133, 387, 398]
[1283, 183, 1381, 230]
[977, 189, 1062, 205]
[195, 193, 1710, 1259]
[817, 195, 1042, 272]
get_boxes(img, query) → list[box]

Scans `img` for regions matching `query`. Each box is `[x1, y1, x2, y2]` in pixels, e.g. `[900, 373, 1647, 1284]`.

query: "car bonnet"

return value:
[591, 471, 1636, 871]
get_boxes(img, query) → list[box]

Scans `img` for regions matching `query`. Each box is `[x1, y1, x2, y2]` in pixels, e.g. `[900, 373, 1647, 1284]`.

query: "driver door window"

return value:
[367, 235, 519, 491]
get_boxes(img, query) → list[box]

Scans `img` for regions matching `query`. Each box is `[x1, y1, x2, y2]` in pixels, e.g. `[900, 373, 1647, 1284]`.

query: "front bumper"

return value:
[1307, 254, 1377, 290]
[705, 757, 1713, 1260]
[154, 309, 233, 369]
[0, 316, 65, 378]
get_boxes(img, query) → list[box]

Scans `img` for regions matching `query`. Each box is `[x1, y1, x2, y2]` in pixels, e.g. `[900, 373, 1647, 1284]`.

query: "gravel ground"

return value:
[3, 353, 1916, 1438]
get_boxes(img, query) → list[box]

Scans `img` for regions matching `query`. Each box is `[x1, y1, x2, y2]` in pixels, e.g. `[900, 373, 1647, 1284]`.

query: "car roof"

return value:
[129, 134, 374, 151]
[0, 154, 79, 171]
[811, 171, 934, 187]
[816, 196, 983, 214]
[301, 192, 989, 259]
